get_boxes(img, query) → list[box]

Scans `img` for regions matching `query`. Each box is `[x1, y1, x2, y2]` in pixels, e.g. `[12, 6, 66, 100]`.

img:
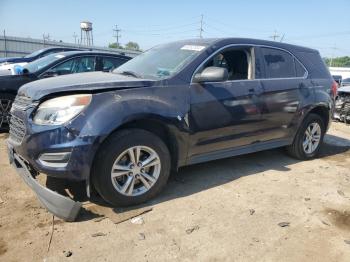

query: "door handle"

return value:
[248, 88, 255, 93]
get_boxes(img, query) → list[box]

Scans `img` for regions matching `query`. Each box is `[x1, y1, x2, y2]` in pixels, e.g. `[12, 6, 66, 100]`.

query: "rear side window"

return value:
[261, 47, 296, 78]
[102, 57, 125, 71]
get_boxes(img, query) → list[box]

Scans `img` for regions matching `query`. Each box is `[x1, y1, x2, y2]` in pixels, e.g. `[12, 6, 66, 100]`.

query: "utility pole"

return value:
[199, 14, 204, 38]
[269, 30, 279, 41]
[43, 33, 50, 47]
[330, 45, 338, 67]
[113, 25, 121, 47]
[3, 30, 7, 57]
[72, 32, 78, 44]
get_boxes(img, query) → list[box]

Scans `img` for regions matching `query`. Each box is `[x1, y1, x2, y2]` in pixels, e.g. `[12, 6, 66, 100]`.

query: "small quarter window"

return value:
[295, 58, 307, 77]
[261, 47, 296, 78]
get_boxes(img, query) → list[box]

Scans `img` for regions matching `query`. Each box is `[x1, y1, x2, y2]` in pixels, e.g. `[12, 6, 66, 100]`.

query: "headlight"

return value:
[33, 94, 92, 125]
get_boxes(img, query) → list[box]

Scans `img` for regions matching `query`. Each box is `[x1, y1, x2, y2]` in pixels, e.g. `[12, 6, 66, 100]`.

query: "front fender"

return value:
[66, 85, 190, 171]
[77, 86, 189, 136]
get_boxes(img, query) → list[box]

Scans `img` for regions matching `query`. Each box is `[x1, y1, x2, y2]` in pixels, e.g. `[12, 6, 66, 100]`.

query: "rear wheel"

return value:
[92, 129, 171, 206]
[0, 93, 15, 132]
[287, 113, 325, 160]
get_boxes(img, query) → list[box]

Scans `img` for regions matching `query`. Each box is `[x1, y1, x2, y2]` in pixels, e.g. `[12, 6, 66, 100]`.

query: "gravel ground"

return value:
[0, 122, 350, 262]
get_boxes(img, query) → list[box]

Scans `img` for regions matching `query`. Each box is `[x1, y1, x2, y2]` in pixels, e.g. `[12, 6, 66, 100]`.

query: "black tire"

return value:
[92, 129, 171, 206]
[287, 113, 325, 160]
[0, 93, 15, 132]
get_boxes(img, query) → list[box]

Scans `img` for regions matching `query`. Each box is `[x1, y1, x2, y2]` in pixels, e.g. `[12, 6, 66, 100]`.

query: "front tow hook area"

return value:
[10, 152, 82, 222]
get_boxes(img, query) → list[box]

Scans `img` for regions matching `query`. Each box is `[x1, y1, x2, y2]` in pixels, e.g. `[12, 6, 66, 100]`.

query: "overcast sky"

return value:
[1, 0, 349, 57]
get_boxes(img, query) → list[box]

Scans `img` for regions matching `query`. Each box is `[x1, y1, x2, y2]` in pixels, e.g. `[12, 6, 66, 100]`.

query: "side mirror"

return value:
[22, 68, 29, 75]
[193, 66, 228, 83]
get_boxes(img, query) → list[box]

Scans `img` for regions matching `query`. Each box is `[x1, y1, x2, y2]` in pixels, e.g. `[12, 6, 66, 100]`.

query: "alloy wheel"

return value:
[302, 122, 321, 154]
[110, 146, 161, 196]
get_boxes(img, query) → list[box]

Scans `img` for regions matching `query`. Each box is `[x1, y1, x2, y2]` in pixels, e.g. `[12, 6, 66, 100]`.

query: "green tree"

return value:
[324, 56, 350, 67]
[108, 43, 124, 49]
[125, 41, 140, 51]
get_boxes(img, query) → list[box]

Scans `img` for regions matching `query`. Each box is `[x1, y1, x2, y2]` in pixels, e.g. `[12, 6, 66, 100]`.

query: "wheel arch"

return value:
[307, 105, 331, 130]
[91, 114, 188, 178]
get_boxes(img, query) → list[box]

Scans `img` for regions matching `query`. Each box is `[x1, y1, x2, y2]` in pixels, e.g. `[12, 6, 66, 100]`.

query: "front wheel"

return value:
[0, 93, 15, 132]
[287, 113, 325, 160]
[92, 129, 171, 206]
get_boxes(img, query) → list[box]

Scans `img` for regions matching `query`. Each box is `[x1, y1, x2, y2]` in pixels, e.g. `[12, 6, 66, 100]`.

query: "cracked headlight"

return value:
[33, 94, 92, 125]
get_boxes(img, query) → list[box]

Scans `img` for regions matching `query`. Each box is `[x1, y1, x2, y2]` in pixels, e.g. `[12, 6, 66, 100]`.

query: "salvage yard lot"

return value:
[1, 122, 350, 262]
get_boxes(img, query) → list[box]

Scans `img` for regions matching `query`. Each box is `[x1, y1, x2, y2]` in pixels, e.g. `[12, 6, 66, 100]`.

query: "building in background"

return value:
[0, 35, 140, 58]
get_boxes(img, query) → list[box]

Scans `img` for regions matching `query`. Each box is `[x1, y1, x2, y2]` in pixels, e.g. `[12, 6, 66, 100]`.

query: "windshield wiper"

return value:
[117, 70, 142, 78]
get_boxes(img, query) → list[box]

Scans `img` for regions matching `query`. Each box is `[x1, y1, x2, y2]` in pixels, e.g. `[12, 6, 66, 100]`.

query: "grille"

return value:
[9, 115, 26, 144]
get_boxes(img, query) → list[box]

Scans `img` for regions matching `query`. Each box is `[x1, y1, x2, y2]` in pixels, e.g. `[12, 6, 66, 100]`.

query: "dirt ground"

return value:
[1, 122, 350, 262]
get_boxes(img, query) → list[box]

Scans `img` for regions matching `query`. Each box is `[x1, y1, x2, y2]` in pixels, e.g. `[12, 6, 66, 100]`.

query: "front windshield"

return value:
[114, 42, 208, 79]
[24, 53, 66, 73]
[24, 49, 45, 58]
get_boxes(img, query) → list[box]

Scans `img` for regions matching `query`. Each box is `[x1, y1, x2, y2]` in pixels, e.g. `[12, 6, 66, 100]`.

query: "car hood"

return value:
[18, 71, 156, 100]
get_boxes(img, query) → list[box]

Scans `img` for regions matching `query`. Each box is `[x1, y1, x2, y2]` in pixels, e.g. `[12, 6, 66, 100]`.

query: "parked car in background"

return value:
[334, 85, 350, 123]
[0, 51, 130, 130]
[7, 38, 333, 221]
[0, 47, 81, 67]
[0, 47, 83, 75]
[341, 77, 350, 86]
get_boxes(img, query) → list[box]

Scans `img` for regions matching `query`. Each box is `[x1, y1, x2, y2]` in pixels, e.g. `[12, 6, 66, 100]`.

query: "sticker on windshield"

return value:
[181, 45, 205, 52]
[54, 54, 66, 59]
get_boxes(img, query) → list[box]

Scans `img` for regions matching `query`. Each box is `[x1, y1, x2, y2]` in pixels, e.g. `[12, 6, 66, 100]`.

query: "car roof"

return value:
[51, 50, 131, 59]
[40, 47, 80, 52]
[171, 37, 318, 53]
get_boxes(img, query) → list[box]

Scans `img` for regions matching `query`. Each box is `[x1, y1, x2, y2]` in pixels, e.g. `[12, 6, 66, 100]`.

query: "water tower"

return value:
[80, 21, 93, 46]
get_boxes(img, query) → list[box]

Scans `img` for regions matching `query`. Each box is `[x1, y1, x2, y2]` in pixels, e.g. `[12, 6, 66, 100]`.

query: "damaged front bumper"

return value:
[7, 142, 82, 222]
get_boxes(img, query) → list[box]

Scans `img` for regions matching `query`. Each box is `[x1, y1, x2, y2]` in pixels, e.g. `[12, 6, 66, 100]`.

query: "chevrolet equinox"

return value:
[7, 38, 334, 221]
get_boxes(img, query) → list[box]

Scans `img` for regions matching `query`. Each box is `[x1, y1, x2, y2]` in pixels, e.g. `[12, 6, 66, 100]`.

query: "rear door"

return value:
[257, 46, 308, 141]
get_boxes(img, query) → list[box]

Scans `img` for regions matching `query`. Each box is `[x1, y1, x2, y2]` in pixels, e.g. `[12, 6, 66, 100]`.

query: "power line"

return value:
[287, 31, 350, 41]
[205, 16, 273, 33]
[124, 22, 199, 33]
[203, 22, 233, 36]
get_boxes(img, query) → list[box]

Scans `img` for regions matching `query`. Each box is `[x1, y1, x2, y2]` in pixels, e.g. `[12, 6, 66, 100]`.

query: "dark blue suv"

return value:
[7, 38, 334, 221]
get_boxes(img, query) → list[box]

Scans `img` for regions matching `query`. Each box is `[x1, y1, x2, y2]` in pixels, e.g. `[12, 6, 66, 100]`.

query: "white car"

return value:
[0, 62, 28, 75]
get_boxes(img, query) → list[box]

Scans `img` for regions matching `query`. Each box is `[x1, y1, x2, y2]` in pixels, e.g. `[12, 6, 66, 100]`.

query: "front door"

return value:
[188, 46, 265, 159]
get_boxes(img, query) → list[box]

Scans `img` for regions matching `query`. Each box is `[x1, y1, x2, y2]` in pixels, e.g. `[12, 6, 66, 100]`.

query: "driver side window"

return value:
[200, 47, 253, 81]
